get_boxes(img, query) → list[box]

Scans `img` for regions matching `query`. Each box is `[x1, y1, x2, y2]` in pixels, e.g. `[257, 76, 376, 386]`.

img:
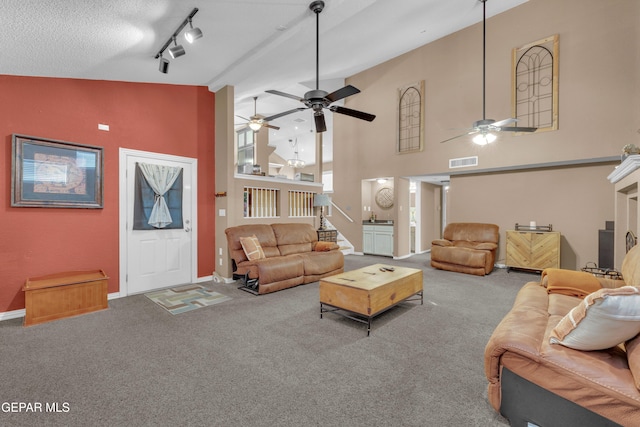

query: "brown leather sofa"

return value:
[484, 245, 640, 426]
[430, 222, 499, 276]
[225, 223, 344, 295]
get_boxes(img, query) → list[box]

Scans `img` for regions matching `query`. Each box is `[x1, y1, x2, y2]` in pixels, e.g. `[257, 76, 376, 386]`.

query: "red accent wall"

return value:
[0, 75, 216, 313]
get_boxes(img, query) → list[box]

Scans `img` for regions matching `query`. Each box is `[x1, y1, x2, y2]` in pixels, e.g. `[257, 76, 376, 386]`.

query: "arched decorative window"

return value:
[398, 81, 424, 153]
[512, 35, 559, 132]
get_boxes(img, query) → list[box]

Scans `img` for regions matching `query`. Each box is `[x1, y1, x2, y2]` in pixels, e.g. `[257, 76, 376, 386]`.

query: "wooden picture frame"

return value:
[11, 134, 104, 208]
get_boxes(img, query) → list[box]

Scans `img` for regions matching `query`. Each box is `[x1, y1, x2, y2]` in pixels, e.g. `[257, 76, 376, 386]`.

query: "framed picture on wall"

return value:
[11, 134, 104, 208]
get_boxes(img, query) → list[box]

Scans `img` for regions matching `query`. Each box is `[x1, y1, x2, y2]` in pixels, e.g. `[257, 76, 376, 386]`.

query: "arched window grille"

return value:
[398, 81, 424, 153]
[513, 35, 559, 131]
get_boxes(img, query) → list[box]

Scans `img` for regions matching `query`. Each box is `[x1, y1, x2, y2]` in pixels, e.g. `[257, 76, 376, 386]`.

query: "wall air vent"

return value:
[449, 156, 478, 169]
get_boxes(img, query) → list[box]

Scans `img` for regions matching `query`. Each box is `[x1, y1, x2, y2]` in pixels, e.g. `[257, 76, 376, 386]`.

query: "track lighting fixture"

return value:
[168, 37, 185, 58]
[185, 18, 203, 43]
[154, 8, 202, 73]
[158, 55, 169, 74]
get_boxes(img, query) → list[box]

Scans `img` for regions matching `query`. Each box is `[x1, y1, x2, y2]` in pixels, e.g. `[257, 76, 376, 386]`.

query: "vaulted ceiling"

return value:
[1, 0, 527, 165]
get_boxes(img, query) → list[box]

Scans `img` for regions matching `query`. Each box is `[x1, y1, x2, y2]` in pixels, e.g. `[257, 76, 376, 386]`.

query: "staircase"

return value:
[325, 220, 354, 255]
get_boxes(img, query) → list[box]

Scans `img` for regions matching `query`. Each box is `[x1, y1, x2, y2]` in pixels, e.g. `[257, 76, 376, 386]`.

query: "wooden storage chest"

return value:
[23, 270, 108, 326]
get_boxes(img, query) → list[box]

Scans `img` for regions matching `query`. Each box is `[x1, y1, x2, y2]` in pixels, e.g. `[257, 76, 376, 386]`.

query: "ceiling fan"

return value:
[263, 0, 375, 133]
[236, 96, 280, 132]
[441, 0, 537, 145]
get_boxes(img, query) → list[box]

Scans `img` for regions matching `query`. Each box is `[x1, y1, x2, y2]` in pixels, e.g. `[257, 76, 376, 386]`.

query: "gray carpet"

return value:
[0, 253, 536, 426]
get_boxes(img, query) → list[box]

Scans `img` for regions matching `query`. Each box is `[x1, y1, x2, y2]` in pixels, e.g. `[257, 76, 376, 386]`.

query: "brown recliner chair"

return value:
[430, 222, 499, 276]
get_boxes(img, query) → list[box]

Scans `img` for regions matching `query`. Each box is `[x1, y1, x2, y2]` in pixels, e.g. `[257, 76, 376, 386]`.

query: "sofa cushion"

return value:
[443, 222, 499, 244]
[622, 244, 640, 286]
[299, 251, 344, 276]
[272, 223, 317, 255]
[550, 286, 640, 350]
[626, 333, 640, 390]
[225, 224, 280, 264]
[240, 235, 265, 261]
[431, 245, 487, 269]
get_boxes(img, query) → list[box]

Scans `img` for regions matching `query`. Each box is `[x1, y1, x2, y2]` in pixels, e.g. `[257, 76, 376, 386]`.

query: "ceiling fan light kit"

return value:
[236, 97, 280, 132]
[154, 8, 203, 73]
[440, 0, 537, 144]
[264, 0, 376, 133]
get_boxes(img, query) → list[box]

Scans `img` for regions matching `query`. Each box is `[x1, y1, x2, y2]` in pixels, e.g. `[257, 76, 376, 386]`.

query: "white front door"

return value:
[119, 148, 197, 295]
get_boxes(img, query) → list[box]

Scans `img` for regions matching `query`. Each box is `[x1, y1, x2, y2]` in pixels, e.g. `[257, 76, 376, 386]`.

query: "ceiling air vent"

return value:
[449, 156, 478, 169]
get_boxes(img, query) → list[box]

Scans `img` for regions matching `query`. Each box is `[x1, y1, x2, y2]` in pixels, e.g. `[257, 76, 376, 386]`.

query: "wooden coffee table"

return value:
[319, 263, 423, 336]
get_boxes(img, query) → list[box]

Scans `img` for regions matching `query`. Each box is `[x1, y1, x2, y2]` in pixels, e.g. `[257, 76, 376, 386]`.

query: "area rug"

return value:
[145, 284, 232, 315]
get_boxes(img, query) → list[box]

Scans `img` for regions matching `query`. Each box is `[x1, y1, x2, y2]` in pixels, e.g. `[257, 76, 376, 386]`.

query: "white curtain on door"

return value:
[138, 163, 182, 228]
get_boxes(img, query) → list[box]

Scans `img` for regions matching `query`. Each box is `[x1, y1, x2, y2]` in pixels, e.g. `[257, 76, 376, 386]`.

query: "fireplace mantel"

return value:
[608, 155, 640, 183]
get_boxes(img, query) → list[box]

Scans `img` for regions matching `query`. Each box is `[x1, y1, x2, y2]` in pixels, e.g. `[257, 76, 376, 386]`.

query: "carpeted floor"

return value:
[0, 252, 536, 426]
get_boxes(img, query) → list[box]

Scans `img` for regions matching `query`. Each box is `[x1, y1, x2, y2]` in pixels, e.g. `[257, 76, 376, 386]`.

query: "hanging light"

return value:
[185, 18, 203, 43]
[248, 121, 262, 131]
[287, 138, 305, 168]
[473, 132, 496, 146]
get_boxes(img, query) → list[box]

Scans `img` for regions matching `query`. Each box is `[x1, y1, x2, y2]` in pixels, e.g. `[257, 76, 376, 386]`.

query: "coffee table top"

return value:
[320, 264, 422, 291]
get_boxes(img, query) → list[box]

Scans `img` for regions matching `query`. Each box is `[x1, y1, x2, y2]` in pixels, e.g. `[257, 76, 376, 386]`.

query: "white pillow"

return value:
[550, 286, 640, 350]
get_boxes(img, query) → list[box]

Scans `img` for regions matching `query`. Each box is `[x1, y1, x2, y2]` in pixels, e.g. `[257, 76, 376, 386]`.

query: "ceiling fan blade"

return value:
[439, 130, 478, 144]
[265, 89, 305, 103]
[326, 85, 360, 103]
[329, 106, 376, 122]
[492, 118, 517, 127]
[236, 115, 251, 122]
[314, 113, 327, 133]
[263, 123, 280, 130]
[499, 126, 537, 133]
[263, 107, 308, 122]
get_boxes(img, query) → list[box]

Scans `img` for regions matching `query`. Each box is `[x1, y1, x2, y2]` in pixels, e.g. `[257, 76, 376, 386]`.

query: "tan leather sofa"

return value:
[225, 223, 344, 295]
[484, 245, 640, 426]
[430, 222, 499, 276]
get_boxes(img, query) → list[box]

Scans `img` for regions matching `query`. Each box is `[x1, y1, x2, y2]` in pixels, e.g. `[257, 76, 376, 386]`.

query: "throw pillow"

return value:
[315, 241, 334, 252]
[549, 286, 640, 350]
[626, 333, 640, 390]
[239, 235, 265, 261]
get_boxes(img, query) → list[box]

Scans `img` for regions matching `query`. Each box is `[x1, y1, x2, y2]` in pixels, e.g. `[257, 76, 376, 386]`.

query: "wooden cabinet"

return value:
[363, 224, 394, 256]
[506, 230, 561, 271]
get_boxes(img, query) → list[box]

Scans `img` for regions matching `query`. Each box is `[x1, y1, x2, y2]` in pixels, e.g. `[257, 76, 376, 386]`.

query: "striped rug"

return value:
[145, 284, 232, 315]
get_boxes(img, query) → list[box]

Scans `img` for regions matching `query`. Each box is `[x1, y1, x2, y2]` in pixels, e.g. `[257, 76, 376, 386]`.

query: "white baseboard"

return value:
[0, 309, 25, 322]
[212, 272, 235, 284]
[196, 275, 213, 283]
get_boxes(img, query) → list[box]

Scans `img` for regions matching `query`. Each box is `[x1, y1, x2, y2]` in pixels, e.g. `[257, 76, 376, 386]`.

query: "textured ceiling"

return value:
[0, 0, 528, 167]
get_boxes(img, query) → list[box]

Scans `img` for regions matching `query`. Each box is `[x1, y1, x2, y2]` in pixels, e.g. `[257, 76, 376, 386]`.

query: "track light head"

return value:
[158, 56, 169, 74]
[169, 37, 185, 58]
[185, 19, 203, 43]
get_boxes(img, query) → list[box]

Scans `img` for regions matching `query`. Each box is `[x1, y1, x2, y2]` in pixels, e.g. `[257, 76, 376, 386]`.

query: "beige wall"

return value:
[448, 163, 618, 270]
[329, 0, 639, 265]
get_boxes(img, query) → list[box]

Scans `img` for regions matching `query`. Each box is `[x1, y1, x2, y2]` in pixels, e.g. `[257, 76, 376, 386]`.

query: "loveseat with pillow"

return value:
[484, 244, 640, 426]
[225, 223, 344, 295]
[430, 222, 499, 276]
